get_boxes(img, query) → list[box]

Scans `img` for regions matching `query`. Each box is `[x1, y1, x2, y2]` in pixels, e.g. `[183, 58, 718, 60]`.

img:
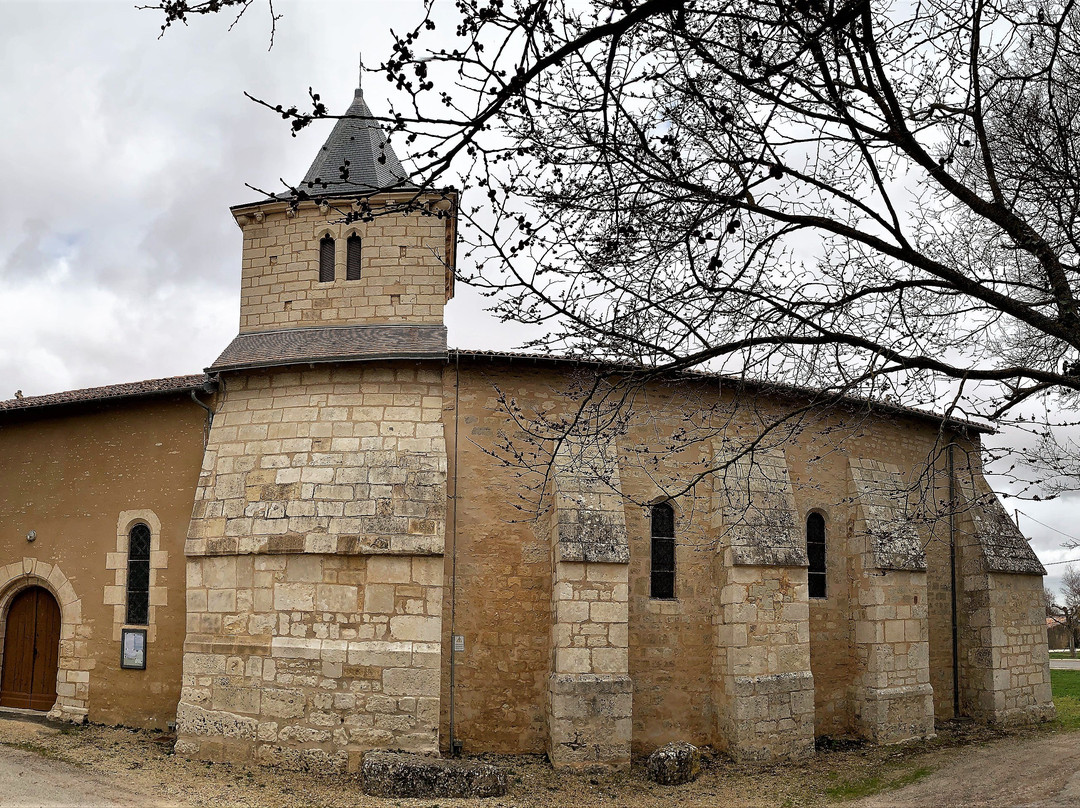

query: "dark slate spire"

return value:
[299, 82, 414, 195]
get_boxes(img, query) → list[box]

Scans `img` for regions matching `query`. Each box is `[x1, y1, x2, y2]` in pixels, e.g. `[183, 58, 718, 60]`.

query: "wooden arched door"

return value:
[0, 587, 60, 711]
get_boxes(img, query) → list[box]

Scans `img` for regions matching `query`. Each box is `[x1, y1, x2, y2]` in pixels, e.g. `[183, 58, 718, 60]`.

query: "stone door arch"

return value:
[0, 559, 92, 722]
[0, 586, 60, 710]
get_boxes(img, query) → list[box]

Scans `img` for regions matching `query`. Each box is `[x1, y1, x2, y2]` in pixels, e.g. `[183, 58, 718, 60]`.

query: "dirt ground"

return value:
[1, 715, 1079, 807]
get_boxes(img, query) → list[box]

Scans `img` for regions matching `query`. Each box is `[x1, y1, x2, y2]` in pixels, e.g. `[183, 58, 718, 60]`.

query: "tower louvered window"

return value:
[319, 234, 335, 283]
[807, 513, 826, 598]
[650, 502, 676, 599]
[126, 523, 151, 625]
[346, 235, 362, 280]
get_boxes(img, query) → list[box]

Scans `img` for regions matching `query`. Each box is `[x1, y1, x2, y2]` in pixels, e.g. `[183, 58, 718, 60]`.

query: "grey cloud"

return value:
[0, 219, 50, 281]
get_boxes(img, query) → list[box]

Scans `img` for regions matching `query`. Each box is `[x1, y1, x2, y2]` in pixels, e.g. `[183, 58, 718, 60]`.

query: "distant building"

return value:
[0, 82, 1054, 772]
[1047, 616, 1076, 651]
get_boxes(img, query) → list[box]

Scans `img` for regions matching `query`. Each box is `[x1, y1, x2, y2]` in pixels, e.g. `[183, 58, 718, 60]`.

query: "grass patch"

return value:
[825, 766, 935, 801]
[1052, 669, 1080, 730]
[0, 740, 70, 763]
[1049, 651, 1079, 659]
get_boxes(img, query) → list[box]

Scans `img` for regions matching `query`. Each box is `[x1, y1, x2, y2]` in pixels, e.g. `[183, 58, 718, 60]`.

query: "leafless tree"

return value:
[148, 0, 1080, 495]
[1048, 567, 1080, 657]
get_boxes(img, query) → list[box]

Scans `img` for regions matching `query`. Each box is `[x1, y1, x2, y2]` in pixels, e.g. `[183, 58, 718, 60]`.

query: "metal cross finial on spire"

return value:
[358, 52, 363, 92]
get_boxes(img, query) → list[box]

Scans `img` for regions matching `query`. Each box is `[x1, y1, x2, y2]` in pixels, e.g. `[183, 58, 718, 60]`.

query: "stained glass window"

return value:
[650, 502, 676, 599]
[807, 513, 827, 599]
[126, 523, 151, 625]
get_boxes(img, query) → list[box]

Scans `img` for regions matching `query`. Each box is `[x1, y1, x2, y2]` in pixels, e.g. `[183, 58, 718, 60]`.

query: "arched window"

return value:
[650, 502, 676, 599]
[126, 523, 151, 625]
[319, 234, 335, 283]
[807, 512, 826, 599]
[346, 234, 362, 280]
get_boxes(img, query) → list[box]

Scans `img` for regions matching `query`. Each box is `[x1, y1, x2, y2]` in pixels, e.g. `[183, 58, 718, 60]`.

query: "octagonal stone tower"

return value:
[175, 82, 456, 771]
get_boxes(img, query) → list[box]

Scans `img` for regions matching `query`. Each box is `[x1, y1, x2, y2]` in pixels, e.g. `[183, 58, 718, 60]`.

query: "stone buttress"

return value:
[955, 467, 1054, 726]
[846, 459, 935, 743]
[546, 441, 632, 769]
[711, 444, 815, 760]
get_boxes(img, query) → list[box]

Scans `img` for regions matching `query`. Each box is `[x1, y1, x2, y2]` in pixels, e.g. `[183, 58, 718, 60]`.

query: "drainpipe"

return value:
[448, 351, 462, 755]
[948, 441, 960, 718]
[190, 375, 220, 448]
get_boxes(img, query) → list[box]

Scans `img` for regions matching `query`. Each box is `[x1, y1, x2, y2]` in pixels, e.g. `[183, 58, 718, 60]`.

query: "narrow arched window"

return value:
[807, 513, 826, 599]
[346, 234, 362, 280]
[319, 234, 335, 282]
[126, 523, 151, 625]
[650, 502, 676, 599]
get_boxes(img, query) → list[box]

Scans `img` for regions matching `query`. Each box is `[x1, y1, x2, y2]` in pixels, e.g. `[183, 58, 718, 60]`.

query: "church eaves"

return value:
[297, 87, 415, 197]
[0, 374, 209, 415]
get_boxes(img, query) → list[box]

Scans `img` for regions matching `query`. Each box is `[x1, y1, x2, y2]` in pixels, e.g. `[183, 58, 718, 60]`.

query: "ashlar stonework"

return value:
[547, 441, 632, 768]
[176, 362, 448, 768]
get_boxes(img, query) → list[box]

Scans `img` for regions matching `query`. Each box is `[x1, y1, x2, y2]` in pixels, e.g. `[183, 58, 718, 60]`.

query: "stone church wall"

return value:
[437, 363, 555, 755]
[0, 357, 1051, 761]
[925, 502, 958, 720]
[176, 361, 447, 769]
[440, 359, 1050, 758]
[0, 394, 205, 727]
[176, 552, 442, 770]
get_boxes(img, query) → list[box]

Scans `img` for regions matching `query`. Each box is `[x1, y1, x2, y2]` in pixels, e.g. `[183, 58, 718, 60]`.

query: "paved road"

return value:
[1050, 657, 1080, 669]
[0, 744, 175, 807]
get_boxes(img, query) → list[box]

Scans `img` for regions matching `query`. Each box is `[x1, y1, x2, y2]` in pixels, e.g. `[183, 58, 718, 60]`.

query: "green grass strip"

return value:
[825, 766, 935, 801]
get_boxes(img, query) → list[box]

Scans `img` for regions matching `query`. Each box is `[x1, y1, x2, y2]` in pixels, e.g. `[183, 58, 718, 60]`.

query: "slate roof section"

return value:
[961, 487, 1048, 576]
[296, 88, 415, 197]
[209, 324, 448, 372]
[0, 374, 209, 415]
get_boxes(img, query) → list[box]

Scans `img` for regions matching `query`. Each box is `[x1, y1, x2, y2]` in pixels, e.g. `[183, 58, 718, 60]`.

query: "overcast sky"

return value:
[1, 0, 1078, 593]
[0, 0, 515, 398]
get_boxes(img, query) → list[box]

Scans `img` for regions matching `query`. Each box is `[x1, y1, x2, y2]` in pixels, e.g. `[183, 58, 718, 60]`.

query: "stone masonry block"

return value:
[547, 673, 632, 770]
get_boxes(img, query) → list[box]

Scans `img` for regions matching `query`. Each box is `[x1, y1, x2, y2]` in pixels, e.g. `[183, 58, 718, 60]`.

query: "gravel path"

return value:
[0, 744, 179, 807]
[851, 731, 1080, 808]
[2, 712, 1080, 807]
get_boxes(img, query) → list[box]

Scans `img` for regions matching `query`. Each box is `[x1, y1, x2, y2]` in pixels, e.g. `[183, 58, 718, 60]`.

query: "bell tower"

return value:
[211, 82, 456, 373]
[178, 82, 454, 769]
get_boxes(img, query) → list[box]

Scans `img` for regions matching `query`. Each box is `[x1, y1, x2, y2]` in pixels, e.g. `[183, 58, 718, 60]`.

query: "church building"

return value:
[0, 81, 1054, 773]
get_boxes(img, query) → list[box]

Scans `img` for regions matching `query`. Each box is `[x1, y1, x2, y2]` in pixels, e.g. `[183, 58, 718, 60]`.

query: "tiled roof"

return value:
[209, 324, 448, 372]
[296, 88, 415, 197]
[0, 344, 990, 436]
[449, 348, 994, 434]
[0, 374, 209, 414]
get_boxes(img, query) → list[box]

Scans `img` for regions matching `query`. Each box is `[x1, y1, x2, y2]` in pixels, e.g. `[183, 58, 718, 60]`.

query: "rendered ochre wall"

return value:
[0, 396, 205, 727]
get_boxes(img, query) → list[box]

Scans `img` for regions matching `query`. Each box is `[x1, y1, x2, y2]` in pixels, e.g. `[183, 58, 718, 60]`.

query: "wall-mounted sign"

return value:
[452, 634, 465, 653]
[120, 628, 147, 670]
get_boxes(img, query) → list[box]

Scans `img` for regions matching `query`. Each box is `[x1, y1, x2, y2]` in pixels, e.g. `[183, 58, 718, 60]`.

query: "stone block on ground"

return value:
[646, 741, 702, 785]
[361, 751, 507, 798]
